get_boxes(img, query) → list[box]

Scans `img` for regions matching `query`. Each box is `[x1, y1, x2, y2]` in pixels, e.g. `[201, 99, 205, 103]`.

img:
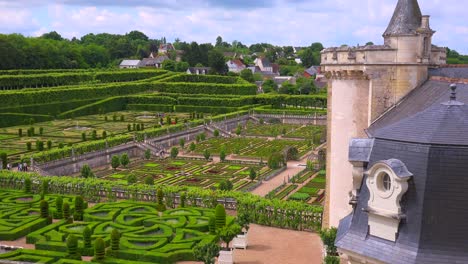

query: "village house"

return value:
[226, 59, 246, 73]
[158, 43, 175, 54]
[186, 67, 211, 75]
[138, 55, 169, 68]
[119, 60, 141, 69]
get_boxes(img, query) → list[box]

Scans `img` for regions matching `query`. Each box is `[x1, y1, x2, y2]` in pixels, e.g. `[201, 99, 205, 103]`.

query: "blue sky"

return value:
[0, 0, 467, 54]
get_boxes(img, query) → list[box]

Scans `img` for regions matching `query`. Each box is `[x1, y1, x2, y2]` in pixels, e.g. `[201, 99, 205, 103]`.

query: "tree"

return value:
[262, 79, 278, 93]
[83, 227, 92, 248]
[249, 168, 257, 182]
[179, 192, 186, 208]
[120, 153, 130, 168]
[24, 177, 32, 193]
[0, 153, 6, 169]
[215, 204, 226, 230]
[220, 149, 226, 162]
[81, 132, 86, 141]
[193, 242, 220, 264]
[66, 234, 80, 260]
[218, 224, 241, 249]
[268, 152, 285, 169]
[278, 81, 296, 94]
[213, 129, 220, 137]
[18, 128, 22, 137]
[111, 229, 120, 251]
[74, 196, 84, 221]
[208, 50, 228, 74]
[179, 138, 185, 148]
[235, 125, 242, 136]
[219, 179, 233, 191]
[36, 140, 44, 151]
[80, 164, 95, 178]
[144, 176, 154, 185]
[163, 59, 176, 71]
[40, 200, 49, 218]
[111, 155, 120, 171]
[127, 174, 137, 184]
[203, 149, 211, 160]
[170, 147, 179, 159]
[240, 68, 254, 83]
[102, 131, 107, 139]
[41, 31, 63, 41]
[144, 149, 151, 160]
[94, 237, 105, 261]
[91, 130, 97, 140]
[320, 228, 338, 256]
[63, 202, 70, 219]
[189, 142, 196, 152]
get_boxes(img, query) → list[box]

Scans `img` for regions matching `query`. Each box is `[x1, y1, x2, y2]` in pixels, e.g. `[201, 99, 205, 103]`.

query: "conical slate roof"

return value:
[383, 0, 422, 36]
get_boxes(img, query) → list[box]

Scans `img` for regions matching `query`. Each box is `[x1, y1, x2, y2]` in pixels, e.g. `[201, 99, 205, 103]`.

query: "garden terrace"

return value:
[193, 137, 312, 159]
[90, 159, 274, 191]
[242, 123, 325, 140]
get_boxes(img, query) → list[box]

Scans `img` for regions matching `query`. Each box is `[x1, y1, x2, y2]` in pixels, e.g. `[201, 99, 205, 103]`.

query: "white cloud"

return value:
[0, 0, 467, 54]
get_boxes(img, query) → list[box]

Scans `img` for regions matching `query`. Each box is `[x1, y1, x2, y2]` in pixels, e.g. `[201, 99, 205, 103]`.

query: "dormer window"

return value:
[365, 159, 412, 241]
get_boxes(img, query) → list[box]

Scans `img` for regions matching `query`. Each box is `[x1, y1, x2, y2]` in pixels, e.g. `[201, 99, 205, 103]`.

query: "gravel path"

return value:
[177, 224, 323, 264]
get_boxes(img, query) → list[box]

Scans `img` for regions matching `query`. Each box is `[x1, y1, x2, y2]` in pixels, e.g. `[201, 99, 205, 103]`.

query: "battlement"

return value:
[321, 44, 446, 66]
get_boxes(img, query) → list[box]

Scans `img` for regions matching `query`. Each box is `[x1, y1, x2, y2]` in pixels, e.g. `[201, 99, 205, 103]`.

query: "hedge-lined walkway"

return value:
[251, 157, 308, 197]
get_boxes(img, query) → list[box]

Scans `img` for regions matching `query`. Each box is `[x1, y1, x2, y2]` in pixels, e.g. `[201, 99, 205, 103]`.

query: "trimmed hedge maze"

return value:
[97, 159, 273, 191]
[22, 200, 225, 263]
[0, 191, 77, 241]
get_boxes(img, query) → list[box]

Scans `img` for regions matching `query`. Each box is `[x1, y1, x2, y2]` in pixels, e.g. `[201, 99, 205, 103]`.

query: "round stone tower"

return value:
[321, 0, 447, 227]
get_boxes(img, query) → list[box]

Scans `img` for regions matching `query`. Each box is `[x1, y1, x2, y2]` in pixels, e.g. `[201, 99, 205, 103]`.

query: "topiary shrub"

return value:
[40, 200, 49, 218]
[66, 234, 80, 260]
[94, 237, 105, 261]
[144, 176, 154, 185]
[127, 174, 137, 184]
[156, 188, 166, 212]
[41, 179, 49, 199]
[179, 192, 186, 208]
[55, 197, 63, 218]
[208, 216, 216, 235]
[215, 204, 226, 230]
[193, 241, 220, 264]
[111, 229, 120, 251]
[24, 177, 31, 193]
[83, 226, 92, 248]
[63, 202, 70, 219]
[74, 196, 84, 221]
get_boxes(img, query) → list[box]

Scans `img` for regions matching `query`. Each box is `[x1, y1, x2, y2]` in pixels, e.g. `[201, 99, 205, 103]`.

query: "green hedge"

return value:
[177, 96, 255, 107]
[155, 82, 257, 95]
[30, 134, 132, 163]
[0, 72, 94, 90]
[175, 105, 243, 114]
[58, 97, 127, 119]
[0, 217, 49, 241]
[0, 113, 53, 127]
[0, 99, 98, 116]
[159, 73, 244, 84]
[127, 95, 177, 105]
[95, 70, 167, 83]
[127, 104, 174, 112]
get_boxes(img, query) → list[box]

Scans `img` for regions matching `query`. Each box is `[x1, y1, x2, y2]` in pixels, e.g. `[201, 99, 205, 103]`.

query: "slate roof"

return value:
[367, 75, 468, 136]
[337, 139, 468, 264]
[429, 66, 468, 79]
[383, 0, 422, 37]
[120, 60, 140, 66]
[139, 56, 169, 67]
[372, 98, 468, 146]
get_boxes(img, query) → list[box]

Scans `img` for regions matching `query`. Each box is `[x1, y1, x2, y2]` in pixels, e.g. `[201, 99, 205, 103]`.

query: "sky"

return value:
[0, 0, 467, 54]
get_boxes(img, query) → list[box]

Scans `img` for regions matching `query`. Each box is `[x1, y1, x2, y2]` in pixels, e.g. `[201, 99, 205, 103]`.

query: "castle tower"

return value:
[321, 0, 446, 227]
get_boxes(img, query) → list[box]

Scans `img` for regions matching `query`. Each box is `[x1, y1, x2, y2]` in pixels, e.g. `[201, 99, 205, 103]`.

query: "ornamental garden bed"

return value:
[94, 159, 272, 192]
[193, 137, 311, 159]
[0, 190, 234, 264]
